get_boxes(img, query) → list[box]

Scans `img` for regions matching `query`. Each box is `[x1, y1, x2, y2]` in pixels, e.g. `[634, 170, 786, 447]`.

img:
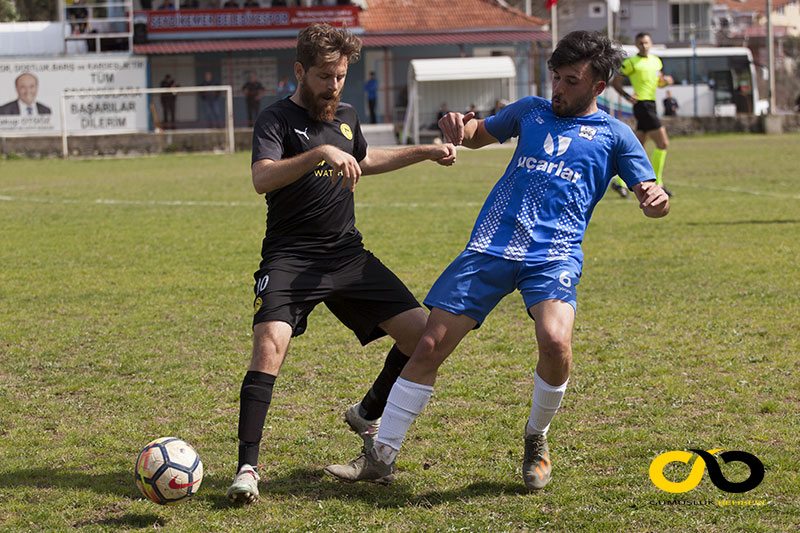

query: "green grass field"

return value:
[1, 133, 799, 532]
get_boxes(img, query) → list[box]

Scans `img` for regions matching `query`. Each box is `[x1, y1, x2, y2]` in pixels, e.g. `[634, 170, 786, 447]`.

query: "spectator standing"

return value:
[242, 72, 266, 127]
[276, 75, 295, 99]
[68, 0, 89, 34]
[663, 90, 678, 116]
[431, 102, 448, 128]
[199, 71, 222, 127]
[160, 73, 178, 129]
[364, 71, 378, 123]
[490, 98, 506, 116]
[732, 86, 751, 114]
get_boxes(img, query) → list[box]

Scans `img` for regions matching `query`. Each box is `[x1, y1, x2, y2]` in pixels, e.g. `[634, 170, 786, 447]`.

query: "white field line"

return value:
[671, 181, 800, 200]
[0, 194, 483, 209]
[2, 181, 796, 208]
[0, 195, 255, 207]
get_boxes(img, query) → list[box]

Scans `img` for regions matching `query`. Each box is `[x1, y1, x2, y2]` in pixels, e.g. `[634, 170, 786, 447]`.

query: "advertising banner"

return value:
[0, 56, 149, 135]
[139, 5, 358, 35]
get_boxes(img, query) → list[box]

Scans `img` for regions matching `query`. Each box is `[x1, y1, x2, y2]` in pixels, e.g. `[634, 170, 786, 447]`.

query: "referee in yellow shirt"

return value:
[612, 32, 674, 196]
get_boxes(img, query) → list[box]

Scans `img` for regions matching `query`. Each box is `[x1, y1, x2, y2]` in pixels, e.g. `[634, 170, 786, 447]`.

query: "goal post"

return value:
[59, 85, 235, 159]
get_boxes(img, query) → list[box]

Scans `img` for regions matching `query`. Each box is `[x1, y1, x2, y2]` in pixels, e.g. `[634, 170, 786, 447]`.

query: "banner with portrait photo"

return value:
[0, 56, 149, 135]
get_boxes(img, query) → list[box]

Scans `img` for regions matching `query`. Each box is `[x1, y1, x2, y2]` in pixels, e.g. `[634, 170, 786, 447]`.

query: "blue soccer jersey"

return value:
[471, 96, 654, 268]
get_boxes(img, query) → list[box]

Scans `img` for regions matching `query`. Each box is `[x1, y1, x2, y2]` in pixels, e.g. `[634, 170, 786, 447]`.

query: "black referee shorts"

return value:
[633, 100, 662, 132]
[252, 249, 421, 346]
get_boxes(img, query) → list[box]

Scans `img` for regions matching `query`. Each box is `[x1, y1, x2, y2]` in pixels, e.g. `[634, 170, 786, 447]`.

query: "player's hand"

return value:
[438, 112, 475, 146]
[629, 93, 639, 104]
[319, 145, 361, 192]
[658, 75, 674, 87]
[635, 180, 670, 218]
[432, 143, 457, 166]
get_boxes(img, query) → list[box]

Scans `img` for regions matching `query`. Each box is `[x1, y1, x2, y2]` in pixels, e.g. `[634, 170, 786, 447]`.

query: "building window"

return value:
[670, 2, 712, 41]
[588, 2, 606, 18]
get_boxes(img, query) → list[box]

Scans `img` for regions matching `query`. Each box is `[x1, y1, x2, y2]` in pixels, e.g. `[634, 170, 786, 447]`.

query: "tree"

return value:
[0, 0, 18, 22]
[14, 0, 57, 21]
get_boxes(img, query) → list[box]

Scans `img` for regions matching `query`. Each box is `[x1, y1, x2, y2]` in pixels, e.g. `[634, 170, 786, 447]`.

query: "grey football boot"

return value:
[323, 447, 396, 485]
[522, 434, 552, 490]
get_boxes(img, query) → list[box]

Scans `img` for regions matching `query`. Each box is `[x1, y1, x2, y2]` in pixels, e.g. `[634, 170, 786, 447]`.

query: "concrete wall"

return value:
[2, 114, 799, 158]
[633, 113, 800, 136]
[1, 130, 244, 159]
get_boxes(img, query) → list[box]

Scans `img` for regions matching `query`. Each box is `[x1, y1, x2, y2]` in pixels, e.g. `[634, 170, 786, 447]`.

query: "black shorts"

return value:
[252, 249, 421, 345]
[633, 100, 662, 132]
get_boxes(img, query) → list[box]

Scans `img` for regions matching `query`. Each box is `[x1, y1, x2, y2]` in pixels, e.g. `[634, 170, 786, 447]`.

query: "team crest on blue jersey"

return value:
[579, 125, 597, 141]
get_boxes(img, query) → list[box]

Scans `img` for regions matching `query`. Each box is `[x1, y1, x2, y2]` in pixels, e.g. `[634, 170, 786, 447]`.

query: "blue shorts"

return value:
[424, 249, 580, 326]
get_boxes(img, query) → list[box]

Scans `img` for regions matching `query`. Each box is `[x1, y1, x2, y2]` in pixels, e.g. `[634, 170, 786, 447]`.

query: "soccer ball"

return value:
[134, 437, 204, 505]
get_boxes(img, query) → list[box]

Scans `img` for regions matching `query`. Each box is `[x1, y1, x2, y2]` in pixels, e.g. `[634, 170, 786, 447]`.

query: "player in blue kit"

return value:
[324, 30, 670, 490]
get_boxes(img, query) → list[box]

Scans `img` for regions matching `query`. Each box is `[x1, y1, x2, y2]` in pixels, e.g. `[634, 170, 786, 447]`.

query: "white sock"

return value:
[526, 371, 568, 437]
[374, 377, 434, 464]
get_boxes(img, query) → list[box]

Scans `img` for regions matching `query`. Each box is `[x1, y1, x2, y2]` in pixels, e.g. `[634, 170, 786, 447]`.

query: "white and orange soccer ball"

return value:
[134, 437, 203, 505]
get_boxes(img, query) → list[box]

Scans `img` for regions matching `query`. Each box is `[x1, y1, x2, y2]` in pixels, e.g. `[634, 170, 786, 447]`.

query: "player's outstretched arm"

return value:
[252, 144, 361, 194]
[611, 74, 637, 104]
[359, 144, 456, 176]
[438, 112, 497, 149]
[632, 180, 670, 218]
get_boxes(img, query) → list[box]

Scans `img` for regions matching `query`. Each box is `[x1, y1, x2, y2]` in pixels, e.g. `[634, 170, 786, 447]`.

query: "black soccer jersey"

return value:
[251, 98, 368, 261]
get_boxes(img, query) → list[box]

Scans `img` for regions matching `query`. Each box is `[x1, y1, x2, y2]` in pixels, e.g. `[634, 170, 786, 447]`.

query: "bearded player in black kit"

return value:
[227, 23, 457, 504]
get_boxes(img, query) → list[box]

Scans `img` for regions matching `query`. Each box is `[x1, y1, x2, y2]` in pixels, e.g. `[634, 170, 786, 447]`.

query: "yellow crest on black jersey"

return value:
[340, 123, 353, 140]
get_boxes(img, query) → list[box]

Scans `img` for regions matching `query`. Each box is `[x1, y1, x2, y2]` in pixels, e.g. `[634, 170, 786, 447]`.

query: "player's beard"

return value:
[552, 90, 595, 117]
[299, 81, 340, 123]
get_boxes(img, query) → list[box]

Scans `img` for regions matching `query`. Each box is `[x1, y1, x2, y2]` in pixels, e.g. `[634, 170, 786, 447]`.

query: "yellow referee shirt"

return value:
[620, 54, 662, 102]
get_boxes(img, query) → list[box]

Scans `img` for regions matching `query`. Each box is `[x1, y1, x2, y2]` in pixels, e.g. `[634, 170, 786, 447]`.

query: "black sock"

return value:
[359, 344, 410, 420]
[237, 370, 276, 471]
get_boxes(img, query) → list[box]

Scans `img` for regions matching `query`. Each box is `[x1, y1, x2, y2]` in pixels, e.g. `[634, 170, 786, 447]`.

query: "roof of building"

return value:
[360, 0, 547, 32]
[715, 0, 797, 14]
[743, 24, 791, 36]
[133, 0, 550, 55]
[410, 56, 517, 82]
[134, 29, 550, 54]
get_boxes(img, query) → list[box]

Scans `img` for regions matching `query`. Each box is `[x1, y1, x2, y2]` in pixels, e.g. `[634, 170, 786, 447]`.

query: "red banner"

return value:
[139, 5, 359, 34]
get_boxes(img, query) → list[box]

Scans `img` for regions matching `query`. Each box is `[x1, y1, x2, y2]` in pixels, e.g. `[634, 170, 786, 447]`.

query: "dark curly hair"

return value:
[547, 31, 626, 84]
[296, 23, 362, 70]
